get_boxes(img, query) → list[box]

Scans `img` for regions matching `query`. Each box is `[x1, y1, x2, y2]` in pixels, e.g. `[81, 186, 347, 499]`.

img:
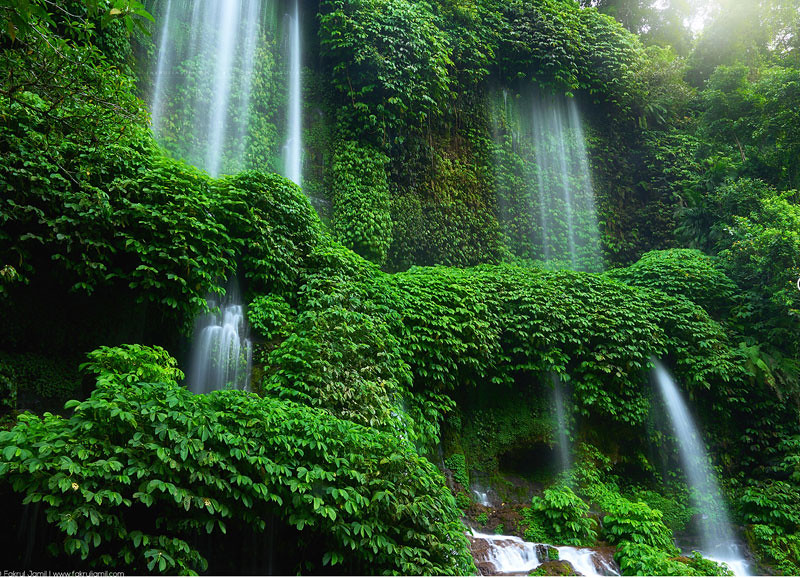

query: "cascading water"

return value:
[493, 89, 602, 272]
[492, 91, 602, 476]
[205, 1, 242, 177]
[147, 0, 268, 177]
[283, 0, 302, 186]
[149, 0, 172, 135]
[653, 361, 751, 576]
[530, 94, 602, 271]
[188, 286, 253, 395]
[468, 529, 619, 576]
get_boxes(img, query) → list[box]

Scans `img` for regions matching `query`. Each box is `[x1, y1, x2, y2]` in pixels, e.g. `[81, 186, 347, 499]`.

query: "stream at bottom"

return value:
[468, 529, 619, 576]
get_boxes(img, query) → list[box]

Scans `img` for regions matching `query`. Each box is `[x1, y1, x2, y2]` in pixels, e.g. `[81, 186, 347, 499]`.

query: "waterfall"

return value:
[147, 0, 265, 176]
[205, 1, 242, 177]
[531, 95, 602, 271]
[149, 0, 172, 135]
[188, 284, 253, 395]
[467, 529, 619, 576]
[493, 90, 602, 272]
[552, 374, 572, 473]
[283, 0, 302, 186]
[493, 90, 603, 472]
[653, 361, 751, 576]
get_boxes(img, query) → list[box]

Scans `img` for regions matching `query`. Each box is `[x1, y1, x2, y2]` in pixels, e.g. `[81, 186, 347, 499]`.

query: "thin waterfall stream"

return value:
[653, 361, 752, 575]
[284, 0, 302, 186]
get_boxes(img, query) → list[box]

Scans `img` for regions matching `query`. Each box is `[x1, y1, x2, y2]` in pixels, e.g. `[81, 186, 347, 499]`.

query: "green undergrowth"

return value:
[0, 345, 474, 575]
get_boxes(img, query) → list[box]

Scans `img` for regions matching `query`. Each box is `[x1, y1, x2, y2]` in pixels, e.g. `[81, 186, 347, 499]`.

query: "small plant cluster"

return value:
[739, 480, 800, 575]
[445, 453, 470, 489]
[525, 485, 597, 546]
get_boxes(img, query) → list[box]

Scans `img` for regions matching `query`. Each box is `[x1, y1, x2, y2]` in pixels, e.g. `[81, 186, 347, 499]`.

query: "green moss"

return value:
[446, 453, 470, 489]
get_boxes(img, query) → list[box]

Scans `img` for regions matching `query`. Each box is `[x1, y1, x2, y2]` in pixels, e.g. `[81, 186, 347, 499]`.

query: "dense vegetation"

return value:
[1, 0, 799, 575]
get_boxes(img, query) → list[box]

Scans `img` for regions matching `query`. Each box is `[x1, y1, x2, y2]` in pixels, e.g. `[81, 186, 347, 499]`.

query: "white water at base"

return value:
[188, 288, 253, 395]
[557, 546, 616, 577]
[468, 529, 618, 576]
[283, 0, 302, 186]
[653, 361, 752, 576]
[471, 484, 491, 507]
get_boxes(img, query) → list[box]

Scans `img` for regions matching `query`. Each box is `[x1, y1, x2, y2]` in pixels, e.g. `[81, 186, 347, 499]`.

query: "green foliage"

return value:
[264, 303, 412, 434]
[527, 485, 597, 546]
[210, 171, 323, 297]
[476, 512, 488, 526]
[455, 491, 471, 511]
[330, 141, 393, 265]
[0, 0, 152, 43]
[296, 262, 741, 432]
[607, 249, 738, 318]
[630, 489, 692, 534]
[680, 178, 800, 358]
[601, 495, 676, 551]
[0, 345, 476, 575]
[0, 352, 81, 402]
[457, 390, 552, 472]
[319, 0, 453, 137]
[740, 481, 800, 574]
[614, 542, 732, 576]
[500, 1, 645, 110]
[81, 344, 183, 386]
[388, 144, 508, 270]
[247, 295, 296, 342]
[445, 453, 469, 489]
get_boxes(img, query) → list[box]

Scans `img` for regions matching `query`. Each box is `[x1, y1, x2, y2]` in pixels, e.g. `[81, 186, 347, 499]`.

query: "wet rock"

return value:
[534, 545, 560, 561]
[592, 546, 619, 576]
[476, 560, 499, 576]
[469, 535, 494, 565]
[533, 560, 578, 576]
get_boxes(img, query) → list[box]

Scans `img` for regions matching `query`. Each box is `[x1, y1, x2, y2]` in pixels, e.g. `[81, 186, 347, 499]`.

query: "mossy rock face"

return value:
[533, 560, 577, 576]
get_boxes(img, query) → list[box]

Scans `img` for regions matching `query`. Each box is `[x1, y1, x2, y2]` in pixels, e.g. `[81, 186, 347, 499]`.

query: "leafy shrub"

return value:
[631, 489, 693, 534]
[0, 345, 476, 575]
[330, 141, 393, 265]
[740, 481, 800, 574]
[600, 495, 676, 551]
[264, 303, 412, 435]
[247, 295, 296, 342]
[81, 344, 183, 385]
[210, 171, 323, 297]
[319, 0, 452, 135]
[607, 249, 738, 318]
[614, 542, 731, 576]
[528, 485, 597, 546]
